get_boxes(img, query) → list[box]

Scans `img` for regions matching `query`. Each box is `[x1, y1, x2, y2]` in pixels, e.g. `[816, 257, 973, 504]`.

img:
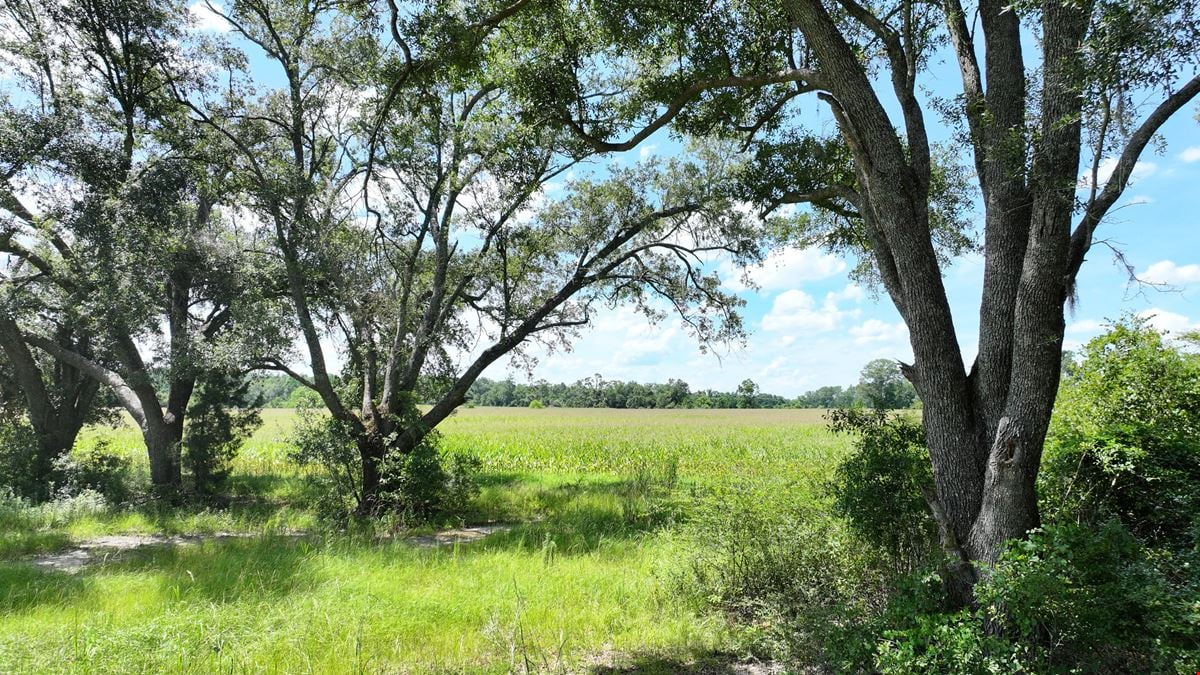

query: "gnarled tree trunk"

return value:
[785, 0, 1200, 605]
[0, 312, 100, 499]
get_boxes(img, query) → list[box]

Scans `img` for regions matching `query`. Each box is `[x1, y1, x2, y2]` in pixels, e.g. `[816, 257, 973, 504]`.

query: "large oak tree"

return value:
[0, 0, 276, 492]
[501, 0, 1200, 600]
[187, 0, 764, 512]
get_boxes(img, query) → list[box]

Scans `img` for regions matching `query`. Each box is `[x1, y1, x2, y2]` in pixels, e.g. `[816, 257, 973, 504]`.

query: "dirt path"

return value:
[403, 523, 514, 548]
[27, 533, 262, 573]
[24, 523, 516, 573]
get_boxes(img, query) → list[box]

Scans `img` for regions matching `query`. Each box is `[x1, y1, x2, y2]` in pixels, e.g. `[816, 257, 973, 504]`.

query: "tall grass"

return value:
[0, 407, 850, 672]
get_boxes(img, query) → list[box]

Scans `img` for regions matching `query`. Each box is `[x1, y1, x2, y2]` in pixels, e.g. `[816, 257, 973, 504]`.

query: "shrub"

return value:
[528, 399, 544, 409]
[54, 440, 134, 504]
[289, 414, 363, 521]
[876, 521, 1200, 673]
[1042, 318, 1200, 549]
[0, 418, 44, 500]
[376, 438, 482, 520]
[183, 371, 262, 498]
[827, 407, 937, 571]
[670, 483, 895, 670]
[290, 412, 480, 525]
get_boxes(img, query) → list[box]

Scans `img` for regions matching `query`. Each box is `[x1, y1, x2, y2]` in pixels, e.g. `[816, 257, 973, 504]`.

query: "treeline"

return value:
[467, 376, 792, 409]
[245, 357, 919, 410]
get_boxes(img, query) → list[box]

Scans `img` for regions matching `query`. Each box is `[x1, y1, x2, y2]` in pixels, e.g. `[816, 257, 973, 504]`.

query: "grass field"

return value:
[0, 407, 848, 673]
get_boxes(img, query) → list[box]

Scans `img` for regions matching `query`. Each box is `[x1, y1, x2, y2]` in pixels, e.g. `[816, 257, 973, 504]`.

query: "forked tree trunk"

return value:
[783, 0, 1134, 606]
[142, 414, 185, 493]
[0, 313, 100, 499]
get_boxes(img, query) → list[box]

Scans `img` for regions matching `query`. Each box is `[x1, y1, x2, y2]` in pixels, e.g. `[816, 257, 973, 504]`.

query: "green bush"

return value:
[184, 371, 262, 498]
[376, 438, 482, 520]
[827, 407, 936, 571]
[1042, 318, 1200, 549]
[671, 483, 894, 670]
[0, 419, 44, 500]
[289, 414, 362, 522]
[876, 521, 1200, 673]
[54, 440, 134, 504]
[290, 412, 480, 525]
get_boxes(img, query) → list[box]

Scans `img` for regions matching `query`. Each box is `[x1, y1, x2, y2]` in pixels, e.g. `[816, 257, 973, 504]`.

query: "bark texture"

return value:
[0, 312, 99, 498]
[779, 0, 1200, 602]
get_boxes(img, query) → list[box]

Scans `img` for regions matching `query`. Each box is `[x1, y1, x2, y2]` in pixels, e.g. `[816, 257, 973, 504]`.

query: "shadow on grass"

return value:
[0, 564, 93, 613]
[1, 534, 318, 613]
[474, 471, 529, 488]
[0, 530, 73, 561]
[452, 475, 687, 557]
[227, 473, 320, 502]
[588, 650, 782, 674]
[113, 535, 318, 603]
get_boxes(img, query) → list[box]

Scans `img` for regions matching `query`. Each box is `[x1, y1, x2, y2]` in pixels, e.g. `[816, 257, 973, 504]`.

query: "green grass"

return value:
[0, 407, 849, 672]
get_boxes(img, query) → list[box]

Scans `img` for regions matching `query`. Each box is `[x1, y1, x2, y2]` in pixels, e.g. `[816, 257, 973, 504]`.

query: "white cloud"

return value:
[721, 247, 846, 292]
[1137, 309, 1199, 336]
[638, 144, 659, 160]
[1179, 146, 1200, 163]
[826, 284, 865, 304]
[761, 289, 856, 333]
[1140, 260, 1200, 286]
[849, 318, 908, 345]
[189, 1, 230, 32]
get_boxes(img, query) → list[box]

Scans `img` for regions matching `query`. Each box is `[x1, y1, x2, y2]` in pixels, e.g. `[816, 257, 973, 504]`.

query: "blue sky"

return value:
[488, 52, 1200, 397]
[184, 1, 1200, 397]
[505, 106, 1200, 397]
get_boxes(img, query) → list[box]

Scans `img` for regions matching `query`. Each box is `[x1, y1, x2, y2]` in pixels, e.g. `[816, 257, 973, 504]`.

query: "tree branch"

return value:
[1066, 74, 1200, 286]
[23, 332, 146, 426]
[565, 71, 821, 153]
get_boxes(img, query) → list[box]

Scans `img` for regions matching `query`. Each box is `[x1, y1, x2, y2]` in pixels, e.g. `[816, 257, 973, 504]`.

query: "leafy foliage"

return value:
[827, 408, 935, 568]
[54, 441, 134, 505]
[856, 359, 918, 410]
[672, 484, 891, 670]
[289, 412, 480, 525]
[877, 522, 1200, 673]
[1042, 318, 1200, 548]
[183, 371, 262, 498]
[0, 418, 42, 500]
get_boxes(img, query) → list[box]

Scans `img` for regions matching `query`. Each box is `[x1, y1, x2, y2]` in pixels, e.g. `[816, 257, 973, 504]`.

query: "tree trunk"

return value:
[143, 415, 184, 493]
[28, 415, 96, 498]
[0, 312, 100, 499]
[356, 434, 385, 515]
[354, 425, 426, 516]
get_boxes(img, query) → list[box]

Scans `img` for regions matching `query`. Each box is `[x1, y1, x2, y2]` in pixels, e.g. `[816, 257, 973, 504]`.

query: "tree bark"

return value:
[143, 418, 183, 491]
[783, 0, 1194, 607]
[0, 313, 99, 498]
[21, 331, 185, 493]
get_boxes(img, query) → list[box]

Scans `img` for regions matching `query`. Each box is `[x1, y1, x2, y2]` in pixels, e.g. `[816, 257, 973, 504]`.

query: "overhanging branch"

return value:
[1066, 73, 1200, 286]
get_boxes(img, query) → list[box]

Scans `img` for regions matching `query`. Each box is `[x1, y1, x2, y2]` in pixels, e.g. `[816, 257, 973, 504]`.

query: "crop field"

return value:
[0, 407, 849, 673]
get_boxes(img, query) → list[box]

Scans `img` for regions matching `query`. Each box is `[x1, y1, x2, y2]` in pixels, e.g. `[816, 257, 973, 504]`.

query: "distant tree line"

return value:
[245, 358, 918, 411]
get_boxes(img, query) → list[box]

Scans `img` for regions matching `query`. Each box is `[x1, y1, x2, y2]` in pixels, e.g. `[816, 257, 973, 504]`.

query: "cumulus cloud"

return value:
[1137, 309, 1199, 336]
[1078, 157, 1157, 190]
[761, 289, 857, 333]
[1179, 147, 1200, 163]
[827, 284, 865, 303]
[189, 1, 230, 32]
[849, 318, 908, 345]
[1140, 260, 1200, 286]
[1066, 318, 1105, 334]
[721, 247, 846, 292]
